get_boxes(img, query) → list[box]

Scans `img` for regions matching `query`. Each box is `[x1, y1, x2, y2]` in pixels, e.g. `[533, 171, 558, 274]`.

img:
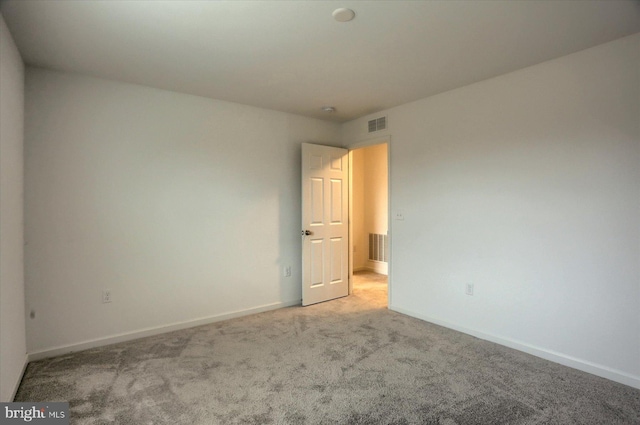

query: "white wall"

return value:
[24, 68, 341, 355]
[363, 144, 388, 274]
[0, 13, 27, 401]
[343, 34, 640, 388]
[352, 144, 389, 273]
[351, 149, 366, 270]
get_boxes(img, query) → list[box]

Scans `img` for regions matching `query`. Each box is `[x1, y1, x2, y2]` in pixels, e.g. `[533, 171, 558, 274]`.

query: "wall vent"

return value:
[367, 116, 387, 133]
[368, 233, 389, 263]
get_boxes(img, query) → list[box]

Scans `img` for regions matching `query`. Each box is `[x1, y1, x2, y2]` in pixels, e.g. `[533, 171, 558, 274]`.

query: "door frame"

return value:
[347, 135, 391, 306]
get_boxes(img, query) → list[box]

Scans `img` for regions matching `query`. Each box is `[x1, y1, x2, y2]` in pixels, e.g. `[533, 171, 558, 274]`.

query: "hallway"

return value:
[352, 270, 387, 308]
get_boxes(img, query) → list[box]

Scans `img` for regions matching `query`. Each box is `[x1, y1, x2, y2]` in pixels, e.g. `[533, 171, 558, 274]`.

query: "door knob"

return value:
[302, 230, 312, 236]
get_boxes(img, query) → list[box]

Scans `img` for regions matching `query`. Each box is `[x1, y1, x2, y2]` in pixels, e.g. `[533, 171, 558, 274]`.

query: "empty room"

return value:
[1, 1, 639, 424]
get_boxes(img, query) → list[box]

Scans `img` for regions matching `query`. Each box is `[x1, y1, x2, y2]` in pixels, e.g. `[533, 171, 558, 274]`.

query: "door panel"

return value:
[330, 179, 343, 223]
[330, 237, 344, 283]
[310, 239, 324, 286]
[302, 143, 349, 306]
[310, 178, 324, 224]
[331, 155, 343, 171]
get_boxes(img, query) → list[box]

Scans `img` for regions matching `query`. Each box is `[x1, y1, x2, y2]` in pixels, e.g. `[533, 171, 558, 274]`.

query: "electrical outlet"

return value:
[395, 211, 405, 221]
[284, 266, 292, 277]
[102, 289, 112, 303]
[465, 283, 474, 296]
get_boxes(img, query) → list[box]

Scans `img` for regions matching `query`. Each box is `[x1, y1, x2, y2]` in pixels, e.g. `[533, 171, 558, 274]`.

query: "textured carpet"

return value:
[15, 271, 640, 424]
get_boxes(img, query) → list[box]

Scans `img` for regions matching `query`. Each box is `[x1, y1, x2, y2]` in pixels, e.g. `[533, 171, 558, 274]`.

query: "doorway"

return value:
[349, 142, 389, 305]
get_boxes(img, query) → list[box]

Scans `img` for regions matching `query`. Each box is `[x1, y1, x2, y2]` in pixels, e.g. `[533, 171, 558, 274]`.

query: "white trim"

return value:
[9, 354, 29, 401]
[348, 135, 390, 150]
[386, 137, 392, 308]
[28, 300, 300, 362]
[390, 304, 640, 390]
[354, 265, 388, 275]
[348, 149, 354, 295]
[363, 261, 388, 275]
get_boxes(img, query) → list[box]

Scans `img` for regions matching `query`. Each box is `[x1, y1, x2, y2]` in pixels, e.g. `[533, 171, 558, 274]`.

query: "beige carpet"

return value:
[15, 271, 640, 424]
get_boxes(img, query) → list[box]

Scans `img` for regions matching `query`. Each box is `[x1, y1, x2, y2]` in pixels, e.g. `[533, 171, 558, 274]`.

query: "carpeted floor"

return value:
[15, 271, 640, 424]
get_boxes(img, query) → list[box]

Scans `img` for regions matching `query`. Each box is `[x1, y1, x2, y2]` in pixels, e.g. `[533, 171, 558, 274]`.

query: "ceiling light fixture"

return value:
[321, 106, 336, 113]
[332, 8, 355, 22]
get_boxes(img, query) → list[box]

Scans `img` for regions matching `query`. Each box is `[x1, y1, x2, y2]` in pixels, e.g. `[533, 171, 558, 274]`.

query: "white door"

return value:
[301, 143, 349, 306]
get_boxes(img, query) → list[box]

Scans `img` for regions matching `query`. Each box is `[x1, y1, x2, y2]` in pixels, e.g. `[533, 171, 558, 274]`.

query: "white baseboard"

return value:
[28, 299, 300, 362]
[389, 304, 640, 390]
[355, 263, 388, 275]
[9, 354, 29, 401]
[366, 261, 388, 275]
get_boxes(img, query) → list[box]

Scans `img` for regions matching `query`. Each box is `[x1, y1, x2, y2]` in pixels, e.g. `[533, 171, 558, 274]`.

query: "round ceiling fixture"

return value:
[332, 8, 355, 22]
[321, 106, 336, 113]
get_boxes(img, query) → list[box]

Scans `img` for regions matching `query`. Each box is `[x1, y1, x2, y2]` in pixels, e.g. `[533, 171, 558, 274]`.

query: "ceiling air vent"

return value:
[368, 116, 387, 133]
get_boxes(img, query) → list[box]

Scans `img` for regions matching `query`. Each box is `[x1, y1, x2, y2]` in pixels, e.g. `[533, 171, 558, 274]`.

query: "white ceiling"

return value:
[2, 1, 639, 122]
